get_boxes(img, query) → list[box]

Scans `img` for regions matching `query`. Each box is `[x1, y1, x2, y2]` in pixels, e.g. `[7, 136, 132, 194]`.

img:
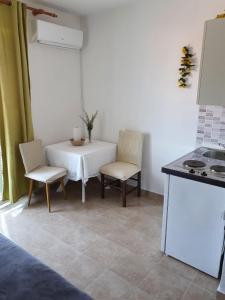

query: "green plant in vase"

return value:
[80, 110, 98, 143]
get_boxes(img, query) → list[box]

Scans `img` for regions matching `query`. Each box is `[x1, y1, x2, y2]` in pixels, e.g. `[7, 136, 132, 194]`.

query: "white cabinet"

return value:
[162, 175, 225, 278]
[198, 19, 225, 106]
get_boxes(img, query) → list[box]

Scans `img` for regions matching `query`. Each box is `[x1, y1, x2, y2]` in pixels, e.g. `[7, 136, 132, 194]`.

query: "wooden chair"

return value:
[19, 140, 67, 212]
[100, 130, 144, 207]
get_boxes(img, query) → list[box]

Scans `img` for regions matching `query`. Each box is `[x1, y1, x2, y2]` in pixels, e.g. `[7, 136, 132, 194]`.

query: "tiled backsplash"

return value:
[196, 105, 225, 146]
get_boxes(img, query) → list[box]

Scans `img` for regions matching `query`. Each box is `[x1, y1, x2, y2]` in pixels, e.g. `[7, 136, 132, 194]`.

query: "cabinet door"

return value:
[166, 176, 225, 278]
[198, 19, 225, 106]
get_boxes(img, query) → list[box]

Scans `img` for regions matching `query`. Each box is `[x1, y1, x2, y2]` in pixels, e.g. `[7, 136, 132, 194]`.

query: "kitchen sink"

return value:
[203, 149, 225, 161]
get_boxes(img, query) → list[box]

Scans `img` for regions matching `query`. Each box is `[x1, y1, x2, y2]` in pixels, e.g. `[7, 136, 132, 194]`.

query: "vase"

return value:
[88, 129, 92, 143]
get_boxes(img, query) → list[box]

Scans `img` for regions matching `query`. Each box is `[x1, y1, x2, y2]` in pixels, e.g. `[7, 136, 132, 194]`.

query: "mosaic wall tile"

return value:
[196, 105, 225, 146]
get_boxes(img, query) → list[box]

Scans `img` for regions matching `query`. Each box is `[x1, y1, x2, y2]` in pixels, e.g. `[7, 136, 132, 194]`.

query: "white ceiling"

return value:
[33, 0, 136, 15]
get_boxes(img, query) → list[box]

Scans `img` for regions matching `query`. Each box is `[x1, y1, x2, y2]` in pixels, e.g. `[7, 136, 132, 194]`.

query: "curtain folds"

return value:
[0, 0, 34, 203]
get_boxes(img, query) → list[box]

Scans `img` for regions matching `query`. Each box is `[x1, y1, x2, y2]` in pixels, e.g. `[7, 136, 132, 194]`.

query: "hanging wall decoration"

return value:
[178, 46, 195, 88]
[216, 11, 225, 19]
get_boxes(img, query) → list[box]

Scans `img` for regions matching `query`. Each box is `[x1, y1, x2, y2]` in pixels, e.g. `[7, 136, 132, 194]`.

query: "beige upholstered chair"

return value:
[100, 130, 144, 207]
[19, 140, 67, 212]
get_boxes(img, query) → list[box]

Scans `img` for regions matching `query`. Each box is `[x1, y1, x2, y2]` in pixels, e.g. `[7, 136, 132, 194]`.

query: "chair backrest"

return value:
[19, 140, 45, 174]
[117, 130, 144, 167]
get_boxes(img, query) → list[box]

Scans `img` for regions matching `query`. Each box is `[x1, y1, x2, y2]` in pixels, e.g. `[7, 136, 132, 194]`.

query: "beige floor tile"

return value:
[127, 287, 155, 300]
[48, 225, 103, 254]
[155, 286, 188, 300]
[85, 269, 138, 300]
[109, 252, 152, 286]
[194, 271, 219, 293]
[57, 254, 105, 290]
[2, 223, 60, 254]
[100, 224, 161, 257]
[82, 233, 133, 268]
[159, 255, 198, 281]
[83, 212, 128, 234]
[182, 284, 216, 300]
[140, 262, 190, 299]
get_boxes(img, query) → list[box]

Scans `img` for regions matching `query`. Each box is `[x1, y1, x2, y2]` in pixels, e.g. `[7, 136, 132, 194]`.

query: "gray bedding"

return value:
[0, 234, 93, 300]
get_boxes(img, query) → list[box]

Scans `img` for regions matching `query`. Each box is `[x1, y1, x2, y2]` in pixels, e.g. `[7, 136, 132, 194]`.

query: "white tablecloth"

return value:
[45, 140, 117, 183]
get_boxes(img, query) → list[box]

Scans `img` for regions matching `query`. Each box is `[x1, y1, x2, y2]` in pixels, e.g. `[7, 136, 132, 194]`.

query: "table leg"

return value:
[57, 177, 68, 192]
[82, 181, 86, 203]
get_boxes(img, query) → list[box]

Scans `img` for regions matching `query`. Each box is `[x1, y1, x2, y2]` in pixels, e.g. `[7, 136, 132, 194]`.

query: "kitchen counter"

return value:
[161, 147, 225, 278]
[162, 147, 225, 189]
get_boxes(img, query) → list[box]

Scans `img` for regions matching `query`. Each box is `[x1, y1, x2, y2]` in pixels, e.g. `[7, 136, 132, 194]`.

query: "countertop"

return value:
[162, 147, 225, 188]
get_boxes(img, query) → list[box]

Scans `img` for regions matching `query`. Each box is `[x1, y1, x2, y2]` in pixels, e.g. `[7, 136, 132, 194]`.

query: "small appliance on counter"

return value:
[161, 147, 225, 279]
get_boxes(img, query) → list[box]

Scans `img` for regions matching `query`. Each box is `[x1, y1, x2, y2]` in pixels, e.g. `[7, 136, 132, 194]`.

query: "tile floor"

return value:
[0, 180, 222, 300]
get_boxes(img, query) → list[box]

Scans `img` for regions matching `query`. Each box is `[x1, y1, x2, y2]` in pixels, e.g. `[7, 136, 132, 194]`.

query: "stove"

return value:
[210, 165, 225, 174]
[183, 160, 206, 169]
[164, 147, 225, 182]
[161, 147, 225, 279]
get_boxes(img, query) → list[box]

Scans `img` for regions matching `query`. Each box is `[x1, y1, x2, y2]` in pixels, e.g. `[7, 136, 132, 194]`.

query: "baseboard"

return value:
[141, 189, 163, 201]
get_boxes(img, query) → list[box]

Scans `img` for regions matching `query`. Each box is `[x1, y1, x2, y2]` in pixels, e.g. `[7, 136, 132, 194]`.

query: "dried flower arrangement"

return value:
[216, 11, 225, 19]
[178, 46, 196, 88]
[80, 110, 98, 143]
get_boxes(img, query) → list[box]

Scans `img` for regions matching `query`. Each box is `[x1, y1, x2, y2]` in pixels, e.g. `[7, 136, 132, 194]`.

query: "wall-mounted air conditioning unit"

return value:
[32, 20, 83, 50]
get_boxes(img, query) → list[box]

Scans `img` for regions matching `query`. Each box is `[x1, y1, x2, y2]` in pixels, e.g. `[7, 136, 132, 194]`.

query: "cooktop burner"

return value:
[183, 160, 206, 169]
[210, 165, 225, 173]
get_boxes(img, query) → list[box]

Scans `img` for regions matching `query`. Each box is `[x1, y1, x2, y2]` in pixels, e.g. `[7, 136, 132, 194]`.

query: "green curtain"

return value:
[0, 0, 34, 203]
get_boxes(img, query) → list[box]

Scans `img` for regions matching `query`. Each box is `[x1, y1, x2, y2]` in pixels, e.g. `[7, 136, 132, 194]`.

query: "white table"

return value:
[45, 140, 117, 203]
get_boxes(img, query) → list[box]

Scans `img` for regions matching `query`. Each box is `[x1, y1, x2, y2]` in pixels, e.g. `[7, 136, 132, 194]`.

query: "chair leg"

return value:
[137, 171, 141, 197]
[121, 180, 127, 207]
[28, 179, 34, 206]
[101, 173, 105, 199]
[60, 178, 66, 199]
[45, 183, 51, 213]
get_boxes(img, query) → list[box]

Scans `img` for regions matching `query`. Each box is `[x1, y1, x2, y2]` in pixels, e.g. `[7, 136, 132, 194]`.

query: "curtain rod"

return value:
[0, 0, 58, 17]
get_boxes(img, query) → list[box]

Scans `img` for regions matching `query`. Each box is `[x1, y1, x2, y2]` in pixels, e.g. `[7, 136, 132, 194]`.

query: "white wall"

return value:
[81, 0, 225, 194]
[26, 2, 83, 145]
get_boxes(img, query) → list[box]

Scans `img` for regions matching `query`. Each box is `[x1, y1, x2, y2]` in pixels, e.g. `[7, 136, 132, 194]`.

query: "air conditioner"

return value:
[32, 20, 83, 50]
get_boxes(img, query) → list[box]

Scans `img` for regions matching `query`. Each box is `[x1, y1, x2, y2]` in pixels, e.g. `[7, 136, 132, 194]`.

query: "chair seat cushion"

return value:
[100, 161, 140, 181]
[25, 166, 67, 183]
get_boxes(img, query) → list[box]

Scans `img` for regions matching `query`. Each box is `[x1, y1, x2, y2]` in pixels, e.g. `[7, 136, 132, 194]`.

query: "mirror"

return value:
[197, 19, 225, 106]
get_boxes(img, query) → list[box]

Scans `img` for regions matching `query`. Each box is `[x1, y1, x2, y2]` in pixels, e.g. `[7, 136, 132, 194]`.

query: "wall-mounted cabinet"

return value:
[198, 19, 225, 106]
